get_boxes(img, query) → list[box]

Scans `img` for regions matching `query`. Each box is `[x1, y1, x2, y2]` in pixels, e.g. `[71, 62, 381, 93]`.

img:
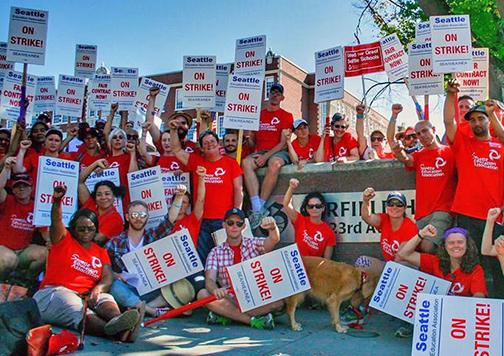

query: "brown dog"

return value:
[285, 256, 377, 333]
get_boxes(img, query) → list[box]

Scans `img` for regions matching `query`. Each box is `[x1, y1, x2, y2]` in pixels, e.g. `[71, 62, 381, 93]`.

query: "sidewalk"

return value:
[75, 307, 412, 355]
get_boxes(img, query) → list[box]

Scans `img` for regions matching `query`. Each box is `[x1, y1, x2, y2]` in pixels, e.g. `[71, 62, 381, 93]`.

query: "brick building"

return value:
[148, 54, 388, 138]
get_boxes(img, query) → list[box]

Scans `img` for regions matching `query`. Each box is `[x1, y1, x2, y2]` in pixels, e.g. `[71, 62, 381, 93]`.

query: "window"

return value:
[175, 88, 184, 110]
[264, 76, 275, 100]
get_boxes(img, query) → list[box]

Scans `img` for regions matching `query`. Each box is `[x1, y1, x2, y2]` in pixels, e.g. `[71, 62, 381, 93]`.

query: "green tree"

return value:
[357, 0, 504, 100]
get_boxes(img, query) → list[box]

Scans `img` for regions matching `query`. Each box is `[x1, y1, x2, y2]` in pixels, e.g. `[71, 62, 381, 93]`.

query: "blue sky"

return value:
[1, 0, 444, 128]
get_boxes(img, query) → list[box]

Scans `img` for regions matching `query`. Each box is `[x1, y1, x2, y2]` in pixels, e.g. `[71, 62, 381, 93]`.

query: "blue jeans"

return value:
[197, 219, 223, 265]
[110, 279, 160, 308]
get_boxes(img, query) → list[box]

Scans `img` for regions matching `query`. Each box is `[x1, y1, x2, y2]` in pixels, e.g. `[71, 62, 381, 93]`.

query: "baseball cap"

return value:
[11, 174, 33, 187]
[293, 118, 308, 130]
[224, 208, 246, 221]
[270, 83, 284, 94]
[45, 128, 63, 140]
[370, 130, 384, 137]
[386, 191, 407, 206]
[464, 105, 488, 121]
[404, 127, 416, 136]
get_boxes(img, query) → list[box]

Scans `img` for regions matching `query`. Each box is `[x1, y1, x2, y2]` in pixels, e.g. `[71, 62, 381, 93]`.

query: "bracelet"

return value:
[356, 114, 364, 120]
[418, 232, 424, 240]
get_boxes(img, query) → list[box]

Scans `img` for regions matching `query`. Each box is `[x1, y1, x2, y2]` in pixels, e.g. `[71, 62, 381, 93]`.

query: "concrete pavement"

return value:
[74, 307, 412, 355]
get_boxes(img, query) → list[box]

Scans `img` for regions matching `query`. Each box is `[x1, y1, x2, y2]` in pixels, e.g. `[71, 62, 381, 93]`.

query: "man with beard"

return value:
[443, 79, 504, 297]
[391, 120, 456, 253]
[146, 88, 197, 154]
[105, 200, 176, 317]
[0, 158, 47, 280]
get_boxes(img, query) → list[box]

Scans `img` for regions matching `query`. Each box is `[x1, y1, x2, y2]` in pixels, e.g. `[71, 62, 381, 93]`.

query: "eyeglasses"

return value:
[127, 134, 139, 140]
[386, 201, 405, 208]
[332, 125, 348, 130]
[307, 203, 324, 209]
[370, 136, 384, 142]
[404, 135, 417, 140]
[76, 226, 96, 233]
[226, 220, 244, 227]
[130, 211, 148, 219]
[112, 135, 124, 140]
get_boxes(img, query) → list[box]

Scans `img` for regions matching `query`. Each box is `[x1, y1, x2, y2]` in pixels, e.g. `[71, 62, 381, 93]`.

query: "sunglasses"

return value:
[307, 203, 324, 209]
[404, 135, 417, 140]
[130, 211, 148, 219]
[127, 134, 139, 140]
[386, 201, 405, 208]
[112, 135, 124, 140]
[76, 226, 96, 233]
[332, 125, 348, 130]
[371, 136, 384, 142]
[226, 220, 244, 227]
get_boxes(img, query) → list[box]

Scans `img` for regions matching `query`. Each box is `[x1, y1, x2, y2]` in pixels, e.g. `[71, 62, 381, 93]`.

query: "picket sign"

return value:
[455, 48, 489, 101]
[182, 56, 216, 109]
[227, 244, 311, 312]
[110, 67, 138, 112]
[369, 262, 451, 324]
[314, 46, 344, 104]
[430, 15, 473, 73]
[380, 33, 409, 82]
[0, 70, 36, 123]
[33, 157, 80, 227]
[407, 42, 444, 96]
[412, 294, 503, 356]
[34, 76, 56, 113]
[161, 170, 190, 207]
[7, 6, 49, 65]
[85, 167, 124, 220]
[55, 74, 86, 117]
[74, 44, 97, 79]
[121, 228, 203, 295]
[127, 166, 167, 229]
[344, 42, 385, 77]
[212, 63, 231, 112]
[88, 74, 111, 111]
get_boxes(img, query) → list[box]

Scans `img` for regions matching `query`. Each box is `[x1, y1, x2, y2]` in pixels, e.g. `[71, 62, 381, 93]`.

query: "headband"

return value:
[443, 227, 468, 240]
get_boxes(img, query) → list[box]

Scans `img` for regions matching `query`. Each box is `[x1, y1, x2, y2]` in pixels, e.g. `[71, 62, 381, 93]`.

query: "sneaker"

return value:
[250, 313, 275, 330]
[248, 210, 267, 230]
[340, 305, 367, 325]
[104, 309, 140, 336]
[206, 311, 231, 326]
[127, 302, 145, 343]
[395, 325, 413, 338]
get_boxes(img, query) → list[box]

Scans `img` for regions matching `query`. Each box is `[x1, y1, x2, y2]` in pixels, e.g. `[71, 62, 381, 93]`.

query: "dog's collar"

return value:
[358, 271, 368, 291]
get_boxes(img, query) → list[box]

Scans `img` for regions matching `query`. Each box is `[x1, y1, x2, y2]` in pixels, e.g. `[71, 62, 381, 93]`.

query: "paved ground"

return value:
[74, 307, 412, 356]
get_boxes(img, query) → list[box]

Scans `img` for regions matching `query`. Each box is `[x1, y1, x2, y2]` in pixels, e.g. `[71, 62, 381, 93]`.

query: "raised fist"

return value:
[289, 178, 299, 190]
[260, 216, 277, 231]
[363, 187, 375, 201]
[420, 224, 437, 239]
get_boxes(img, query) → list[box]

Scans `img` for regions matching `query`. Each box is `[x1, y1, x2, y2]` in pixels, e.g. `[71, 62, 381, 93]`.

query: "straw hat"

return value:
[161, 279, 196, 309]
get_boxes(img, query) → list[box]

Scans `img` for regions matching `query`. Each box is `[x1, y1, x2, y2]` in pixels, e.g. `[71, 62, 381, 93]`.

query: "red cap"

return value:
[404, 127, 415, 136]
[47, 330, 79, 355]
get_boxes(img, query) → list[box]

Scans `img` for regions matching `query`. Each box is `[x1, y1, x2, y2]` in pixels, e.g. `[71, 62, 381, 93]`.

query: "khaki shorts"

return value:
[252, 150, 291, 166]
[33, 285, 114, 330]
[416, 211, 454, 246]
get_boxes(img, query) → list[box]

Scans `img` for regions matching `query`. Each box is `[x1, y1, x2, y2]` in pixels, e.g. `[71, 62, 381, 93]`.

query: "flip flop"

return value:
[104, 309, 139, 336]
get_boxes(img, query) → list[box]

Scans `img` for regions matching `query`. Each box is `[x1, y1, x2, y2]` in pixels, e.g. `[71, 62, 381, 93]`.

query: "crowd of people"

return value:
[1, 79, 504, 341]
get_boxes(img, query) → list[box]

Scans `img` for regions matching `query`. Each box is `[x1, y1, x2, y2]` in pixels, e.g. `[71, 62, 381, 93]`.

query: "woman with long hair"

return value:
[398, 224, 487, 297]
[282, 178, 335, 259]
[78, 159, 125, 245]
[33, 185, 142, 342]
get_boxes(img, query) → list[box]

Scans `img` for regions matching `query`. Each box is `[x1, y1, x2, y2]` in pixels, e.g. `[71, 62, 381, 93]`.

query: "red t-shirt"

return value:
[187, 154, 242, 220]
[420, 253, 487, 296]
[41, 230, 111, 294]
[323, 133, 359, 162]
[82, 197, 124, 240]
[25, 151, 72, 194]
[294, 212, 336, 257]
[156, 155, 188, 172]
[69, 150, 106, 171]
[450, 129, 504, 219]
[106, 153, 131, 187]
[230, 244, 242, 264]
[291, 135, 321, 161]
[0, 195, 35, 250]
[378, 213, 418, 261]
[171, 213, 201, 246]
[255, 108, 294, 152]
[408, 145, 456, 220]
